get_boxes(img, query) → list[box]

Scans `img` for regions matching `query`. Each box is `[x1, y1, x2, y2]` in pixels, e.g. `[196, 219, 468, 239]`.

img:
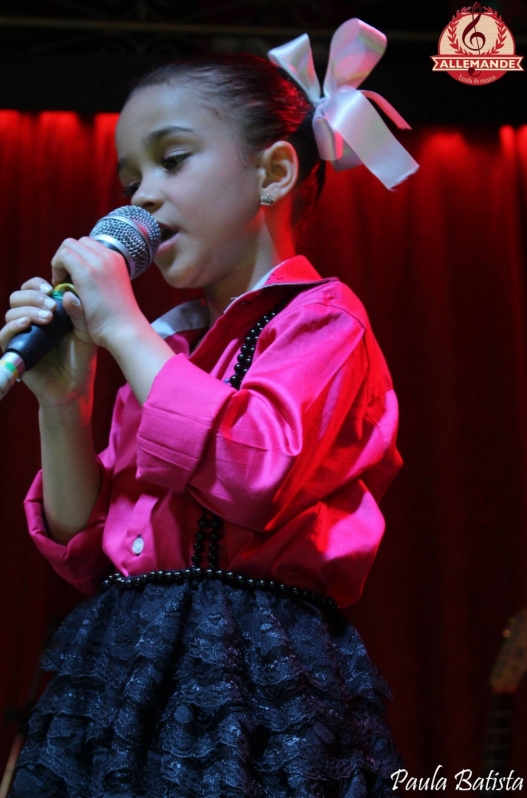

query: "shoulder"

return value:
[261, 256, 370, 331]
[280, 278, 371, 332]
[276, 278, 394, 395]
[253, 279, 371, 378]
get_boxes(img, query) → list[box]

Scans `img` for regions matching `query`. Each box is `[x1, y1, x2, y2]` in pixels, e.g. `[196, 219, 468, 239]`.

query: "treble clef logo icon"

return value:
[462, 2, 486, 76]
[432, 0, 522, 85]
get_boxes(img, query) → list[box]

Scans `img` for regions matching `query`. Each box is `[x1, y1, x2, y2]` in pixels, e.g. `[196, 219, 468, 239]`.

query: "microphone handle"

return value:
[4, 242, 125, 372]
[0, 285, 75, 401]
[0, 209, 159, 402]
[2, 240, 127, 380]
[2, 243, 126, 377]
[6, 292, 73, 371]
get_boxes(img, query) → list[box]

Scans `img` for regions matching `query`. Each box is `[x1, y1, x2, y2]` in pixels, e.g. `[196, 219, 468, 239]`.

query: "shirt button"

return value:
[132, 536, 144, 555]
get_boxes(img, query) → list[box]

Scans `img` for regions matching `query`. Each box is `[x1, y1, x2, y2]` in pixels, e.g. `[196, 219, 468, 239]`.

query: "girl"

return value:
[4, 19, 416, 798]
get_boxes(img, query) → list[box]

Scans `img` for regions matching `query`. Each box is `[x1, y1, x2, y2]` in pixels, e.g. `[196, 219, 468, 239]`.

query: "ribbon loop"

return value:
[268, 32, 321, 105]
[268, 18, 419, 189]
[323, 18, 386, 95]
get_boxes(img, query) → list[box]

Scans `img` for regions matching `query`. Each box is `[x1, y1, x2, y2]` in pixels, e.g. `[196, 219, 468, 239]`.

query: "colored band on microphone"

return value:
[0, 352, 25, 399]
[3, 359, 19, 377]
[52, 283, 78, 299]
[1, 351, 24, 377]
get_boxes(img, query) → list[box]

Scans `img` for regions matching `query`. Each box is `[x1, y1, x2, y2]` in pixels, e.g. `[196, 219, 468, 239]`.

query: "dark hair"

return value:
[128, 53, 326, 228]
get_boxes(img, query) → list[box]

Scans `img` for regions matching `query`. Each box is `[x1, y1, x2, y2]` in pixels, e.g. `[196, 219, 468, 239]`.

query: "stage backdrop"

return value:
[1, 111, 526, 791]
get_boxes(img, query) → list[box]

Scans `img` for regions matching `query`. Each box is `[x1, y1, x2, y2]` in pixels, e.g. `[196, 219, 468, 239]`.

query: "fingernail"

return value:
[40, 283, 53, 294]
[43, 297, 56, 309]
[69, 294, 81, 307]
[18, 316, 29, 325]
[38, 309, 51, 319]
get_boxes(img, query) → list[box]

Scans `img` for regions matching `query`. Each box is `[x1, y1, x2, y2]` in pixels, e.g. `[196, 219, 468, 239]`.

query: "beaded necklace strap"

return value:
[190, 297, 290, 572]
[226, 298, 289, 390]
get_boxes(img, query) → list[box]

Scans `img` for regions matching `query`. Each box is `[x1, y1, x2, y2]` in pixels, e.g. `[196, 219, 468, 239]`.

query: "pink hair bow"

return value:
[268, 18, 419, 189]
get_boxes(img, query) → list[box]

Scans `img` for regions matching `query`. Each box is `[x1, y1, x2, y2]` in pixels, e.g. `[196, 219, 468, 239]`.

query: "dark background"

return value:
[0, 0, 526, 122]
[1, 1, 527, 795]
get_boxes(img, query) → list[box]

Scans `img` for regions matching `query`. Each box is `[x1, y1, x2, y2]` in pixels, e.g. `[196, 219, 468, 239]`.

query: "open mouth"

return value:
[159, 226, 178, 243]
[155, 225, 180, 255]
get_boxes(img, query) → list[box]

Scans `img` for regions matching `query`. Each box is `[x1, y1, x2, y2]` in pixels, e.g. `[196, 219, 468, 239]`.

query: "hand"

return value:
[50, 236, 174, 407]
[1, 277, 97, 411]
[51, 236, 147, 352]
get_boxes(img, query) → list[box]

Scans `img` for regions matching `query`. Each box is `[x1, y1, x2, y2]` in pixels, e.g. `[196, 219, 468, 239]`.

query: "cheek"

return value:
[219, 163, 261, 216]
[203, 147, 259, 200]
[186, 168, 260, 233]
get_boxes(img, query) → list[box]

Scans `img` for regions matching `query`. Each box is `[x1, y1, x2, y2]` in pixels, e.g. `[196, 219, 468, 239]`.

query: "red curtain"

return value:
[1, 111, 526, 790]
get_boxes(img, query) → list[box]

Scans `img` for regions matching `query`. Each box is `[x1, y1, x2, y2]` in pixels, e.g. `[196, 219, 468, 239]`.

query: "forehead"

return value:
[115, 82, 233, 153]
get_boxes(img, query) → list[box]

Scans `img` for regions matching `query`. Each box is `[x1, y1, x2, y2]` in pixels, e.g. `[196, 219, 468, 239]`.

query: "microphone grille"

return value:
[89, 206, 161, 279]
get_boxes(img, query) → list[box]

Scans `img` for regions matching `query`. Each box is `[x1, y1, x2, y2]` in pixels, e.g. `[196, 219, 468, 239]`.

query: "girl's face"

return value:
[115, 83, 264, 293]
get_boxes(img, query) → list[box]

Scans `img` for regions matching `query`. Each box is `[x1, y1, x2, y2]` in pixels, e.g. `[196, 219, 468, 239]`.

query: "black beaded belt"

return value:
[102, 567, 339, 613]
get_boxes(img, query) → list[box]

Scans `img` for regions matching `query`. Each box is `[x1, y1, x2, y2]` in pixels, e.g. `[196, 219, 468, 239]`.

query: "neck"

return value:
[204, 222, 296, 325]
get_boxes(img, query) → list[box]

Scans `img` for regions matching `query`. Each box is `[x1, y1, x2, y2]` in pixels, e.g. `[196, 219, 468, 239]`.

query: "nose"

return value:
[131, 176, 163, 213]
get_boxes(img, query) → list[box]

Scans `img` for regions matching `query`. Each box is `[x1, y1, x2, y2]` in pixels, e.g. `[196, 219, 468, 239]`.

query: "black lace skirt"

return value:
[12, 577, 402, 797]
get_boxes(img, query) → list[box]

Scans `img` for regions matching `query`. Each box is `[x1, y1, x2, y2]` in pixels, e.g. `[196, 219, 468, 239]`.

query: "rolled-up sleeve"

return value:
[136, 354, 236, 493]
[25, 460, 113, 594]
[137, 299, 370, 530]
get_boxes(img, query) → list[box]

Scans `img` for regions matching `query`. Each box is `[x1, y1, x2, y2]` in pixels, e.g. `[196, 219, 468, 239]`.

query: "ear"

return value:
[256, 141, 299, 203]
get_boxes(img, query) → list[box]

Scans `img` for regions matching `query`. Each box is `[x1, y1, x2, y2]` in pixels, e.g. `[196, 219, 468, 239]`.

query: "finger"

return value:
[51, 242, 93, 287]
[52, 237, 106, 267]
[77, 236, 109, 253]
[51, 239, 79, 286]
[61, 291, 94, 344]
[62, 290, 82, 317]
[9, 288, 57, 313]
[5, 305, 55, 326]
[51, 264, 70, 287]
[20, 277, 54, 294]
[62, 291, 86, 325]
[76, 237, 126, 264]
[51, 237, 125, 285]
[50, 237, 96, 285]
[0, 316, 31, 353]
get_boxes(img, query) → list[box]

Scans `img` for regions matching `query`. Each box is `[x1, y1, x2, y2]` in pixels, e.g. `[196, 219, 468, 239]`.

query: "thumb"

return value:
[61, 291, 92, 345]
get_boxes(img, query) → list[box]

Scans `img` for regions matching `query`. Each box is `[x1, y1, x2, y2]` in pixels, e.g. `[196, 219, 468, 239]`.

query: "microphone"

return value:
[0, 206, 161, 401]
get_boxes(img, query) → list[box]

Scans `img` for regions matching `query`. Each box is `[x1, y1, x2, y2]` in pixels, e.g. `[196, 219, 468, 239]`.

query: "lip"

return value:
[156, 224, 180, 255]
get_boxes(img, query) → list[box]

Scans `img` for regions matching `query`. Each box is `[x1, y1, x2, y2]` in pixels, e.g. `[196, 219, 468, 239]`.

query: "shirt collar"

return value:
[152, 255, 330, 339]
[249, 255, 324, 293]
[224, 255, 331, 310]
[259, 255, 325, 288]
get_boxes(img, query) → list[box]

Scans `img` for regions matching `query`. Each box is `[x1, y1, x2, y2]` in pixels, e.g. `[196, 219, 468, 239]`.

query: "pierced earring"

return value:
[260, 193, 275, 206]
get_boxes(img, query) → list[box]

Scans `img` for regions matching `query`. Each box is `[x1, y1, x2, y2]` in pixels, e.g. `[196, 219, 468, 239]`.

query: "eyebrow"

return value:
[117, 125, 195, 174]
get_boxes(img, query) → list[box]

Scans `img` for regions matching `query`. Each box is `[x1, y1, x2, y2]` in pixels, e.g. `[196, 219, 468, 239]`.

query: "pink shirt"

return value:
[25, 256, 402, 608]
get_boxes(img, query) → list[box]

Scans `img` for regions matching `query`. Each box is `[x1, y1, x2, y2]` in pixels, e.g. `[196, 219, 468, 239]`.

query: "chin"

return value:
[156, 260, 199, 290]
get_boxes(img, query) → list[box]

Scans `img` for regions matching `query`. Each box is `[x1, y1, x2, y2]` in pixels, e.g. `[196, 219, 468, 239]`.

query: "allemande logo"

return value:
[431, 2, 523, 85]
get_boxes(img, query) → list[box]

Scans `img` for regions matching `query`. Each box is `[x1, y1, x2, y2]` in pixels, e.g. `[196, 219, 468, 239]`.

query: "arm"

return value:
[0, 276, 103, 542]
[135, 296, 390, 530]
[39, 400, 101, 544]
[9, 240, 172, 539]
[104, 316, 175, 406]
[25, 389, 127, 593]
[39, 311, 175, 541]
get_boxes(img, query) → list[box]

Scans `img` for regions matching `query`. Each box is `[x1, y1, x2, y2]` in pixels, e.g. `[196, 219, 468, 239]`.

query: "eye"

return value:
[119, 151, 189, 198]
[161, 152, 189, 171]
[122, 182, 140, 199]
